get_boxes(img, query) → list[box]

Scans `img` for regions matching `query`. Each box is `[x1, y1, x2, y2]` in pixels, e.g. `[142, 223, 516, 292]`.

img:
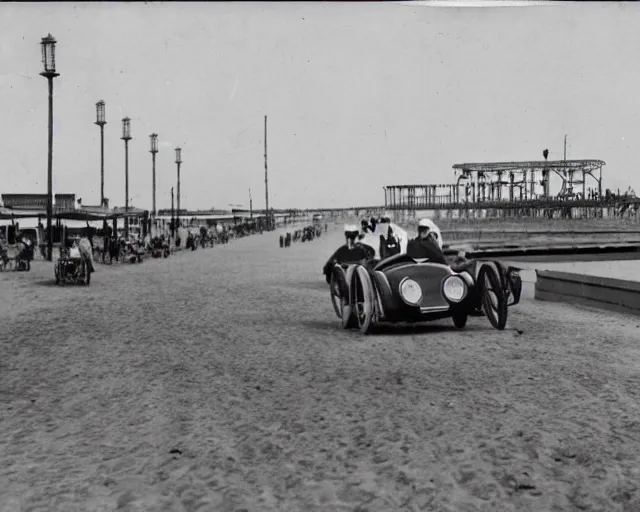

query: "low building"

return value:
[1, 193, 77, 213]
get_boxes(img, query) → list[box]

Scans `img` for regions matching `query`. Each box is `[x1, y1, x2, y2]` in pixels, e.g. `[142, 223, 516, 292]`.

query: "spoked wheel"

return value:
[351, 266, 376, 334]
[330, 266, 348, 319]
[477, 263, 507, 330]
[452, 313, 468, 329]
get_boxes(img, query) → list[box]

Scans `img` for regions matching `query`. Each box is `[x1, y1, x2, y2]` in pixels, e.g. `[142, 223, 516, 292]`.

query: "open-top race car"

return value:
[328, 253, 522, 334]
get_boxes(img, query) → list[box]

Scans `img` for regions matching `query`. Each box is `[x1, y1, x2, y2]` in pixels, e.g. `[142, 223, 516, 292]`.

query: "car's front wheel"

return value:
[352, 266, 376, 334]
[478, 263, 507, 330]
[330, 266, 348, 319]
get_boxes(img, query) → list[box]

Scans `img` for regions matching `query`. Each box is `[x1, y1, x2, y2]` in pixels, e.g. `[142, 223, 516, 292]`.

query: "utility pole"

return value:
[249, 188, 253, 219]
[564, 134, 574, 195]
[264, 115, 269, 230]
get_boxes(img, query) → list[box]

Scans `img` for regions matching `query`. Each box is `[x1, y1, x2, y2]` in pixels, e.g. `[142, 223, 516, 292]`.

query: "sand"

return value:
[2, 230, 640, 511]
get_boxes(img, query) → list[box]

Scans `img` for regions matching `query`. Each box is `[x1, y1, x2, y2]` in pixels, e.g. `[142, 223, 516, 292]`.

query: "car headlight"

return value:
[443, 275, 467, 303]
[399, 278, 422, 306]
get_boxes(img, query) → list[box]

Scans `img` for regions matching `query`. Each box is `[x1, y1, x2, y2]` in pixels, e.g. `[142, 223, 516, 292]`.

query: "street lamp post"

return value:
[171, 187, 175, 239]
[40, 34, 59, 262]
[149, 133, 158, 235]
[175, 147, 182, 231]
[264, 115, 269, 230]
[95, 100, 107, 208]
[121, 117, 132, 238]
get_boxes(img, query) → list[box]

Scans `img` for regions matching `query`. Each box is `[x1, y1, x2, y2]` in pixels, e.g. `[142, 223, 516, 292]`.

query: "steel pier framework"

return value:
[384, 159, 606, 214]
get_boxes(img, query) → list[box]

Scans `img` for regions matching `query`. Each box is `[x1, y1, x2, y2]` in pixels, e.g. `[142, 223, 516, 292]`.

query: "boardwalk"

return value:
[1, 232, 640, 511]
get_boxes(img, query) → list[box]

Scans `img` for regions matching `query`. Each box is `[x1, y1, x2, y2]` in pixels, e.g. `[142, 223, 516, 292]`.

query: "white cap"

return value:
[418, 218, 436, 229]
[344, 224, 358, 232]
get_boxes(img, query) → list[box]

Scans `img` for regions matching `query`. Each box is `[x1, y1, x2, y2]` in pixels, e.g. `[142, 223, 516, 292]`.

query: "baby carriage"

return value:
[150, 237, 170, 258]
[54, 238, 94, 285]
[0, 238, 33, 271]
[122, 240, 145, 263]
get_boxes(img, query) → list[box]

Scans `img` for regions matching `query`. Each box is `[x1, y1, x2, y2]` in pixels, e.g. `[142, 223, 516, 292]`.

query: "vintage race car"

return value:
[328, 253, 522, 334]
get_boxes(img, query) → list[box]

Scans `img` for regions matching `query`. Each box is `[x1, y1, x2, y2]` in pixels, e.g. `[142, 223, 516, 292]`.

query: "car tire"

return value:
[478, 263, 507, 330]
[352, 265, 376, 334]
[452, 313, 468, 329]
[330, 266, 348, 319]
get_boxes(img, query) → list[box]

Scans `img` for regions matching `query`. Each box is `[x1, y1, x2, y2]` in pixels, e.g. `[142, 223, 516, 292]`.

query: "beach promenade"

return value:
[2, 230, 640, 511]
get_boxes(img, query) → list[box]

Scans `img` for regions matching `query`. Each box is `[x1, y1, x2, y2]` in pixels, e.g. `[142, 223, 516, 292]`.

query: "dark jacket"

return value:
[323, 242, 376, 279]
[406, 236, 447, 264]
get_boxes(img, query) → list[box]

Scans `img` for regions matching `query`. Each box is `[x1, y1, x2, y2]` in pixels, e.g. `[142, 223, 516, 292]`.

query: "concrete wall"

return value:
[535, 269, 640, 315]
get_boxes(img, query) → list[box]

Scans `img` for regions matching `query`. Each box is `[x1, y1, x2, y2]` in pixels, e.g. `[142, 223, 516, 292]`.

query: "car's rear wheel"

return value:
[341, 267, 358, 330]
[352, 266, 376, 334]
[330, 266, 348, 319]
[452, 313, 468, 329]
[478, 263, 507, 330]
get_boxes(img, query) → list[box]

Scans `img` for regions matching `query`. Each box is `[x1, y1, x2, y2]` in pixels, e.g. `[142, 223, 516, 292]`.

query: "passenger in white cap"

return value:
[406, 218, 447, 264]
[414, 218, 442, 248]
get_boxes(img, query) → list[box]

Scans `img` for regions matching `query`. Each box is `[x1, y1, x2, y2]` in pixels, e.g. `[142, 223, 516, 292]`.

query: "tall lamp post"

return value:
[175, 147, 182, 231]
[264, 115, 269, 230]
[171, 186, 175, 238]
[149, 133, 158, 235]
[40, 34, 59, 262]
[121, 117, 132, 238]
[95, 100, 107, 207]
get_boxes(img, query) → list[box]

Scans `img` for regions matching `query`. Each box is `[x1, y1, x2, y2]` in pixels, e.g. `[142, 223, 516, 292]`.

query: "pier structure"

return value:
[380, 159, 640, 221]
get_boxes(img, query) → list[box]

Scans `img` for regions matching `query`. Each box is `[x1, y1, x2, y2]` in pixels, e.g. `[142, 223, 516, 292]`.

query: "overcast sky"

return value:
[1, 2, 638, 210]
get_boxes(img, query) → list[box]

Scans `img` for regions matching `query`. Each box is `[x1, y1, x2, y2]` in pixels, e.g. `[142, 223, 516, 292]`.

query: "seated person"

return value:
[378, 212, 392, 225]
[407, 218, 474, 273]
[69, 243, 82, 259]
[379, 225, 401, 259]
[406, 218, 448, 265]
[323, 224, 376, 280]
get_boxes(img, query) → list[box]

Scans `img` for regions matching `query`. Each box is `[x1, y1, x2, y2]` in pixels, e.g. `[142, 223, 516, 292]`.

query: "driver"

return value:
[406, 218, 447, 264]
[323, 224, 376, 280]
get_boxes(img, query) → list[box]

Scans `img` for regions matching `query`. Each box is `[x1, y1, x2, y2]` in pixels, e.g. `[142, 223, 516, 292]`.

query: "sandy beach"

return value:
[2, 230, 640, 511]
